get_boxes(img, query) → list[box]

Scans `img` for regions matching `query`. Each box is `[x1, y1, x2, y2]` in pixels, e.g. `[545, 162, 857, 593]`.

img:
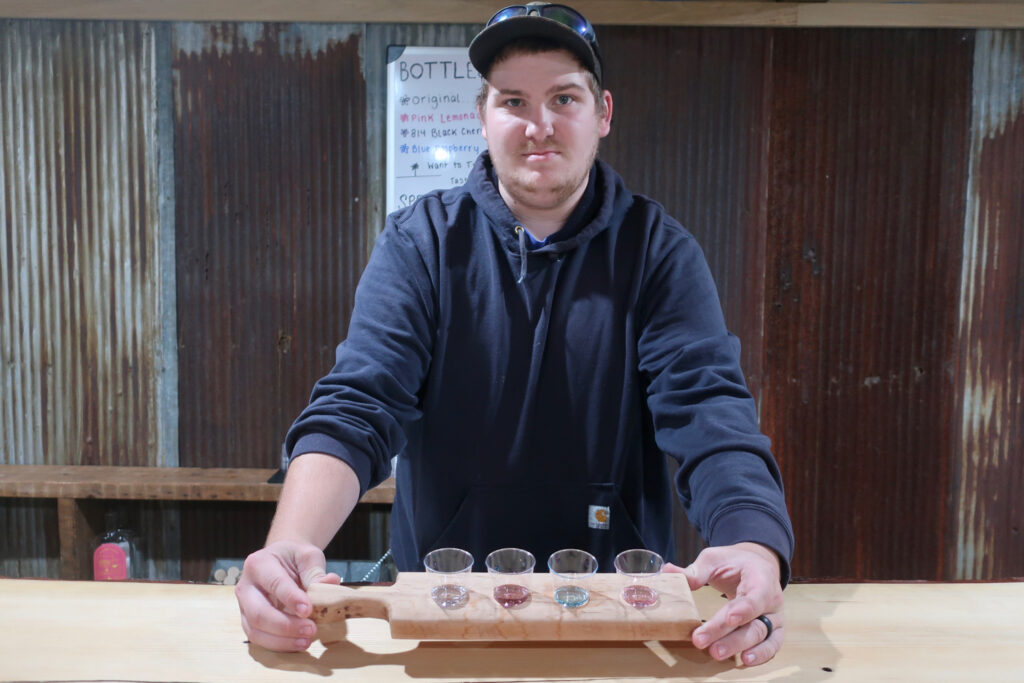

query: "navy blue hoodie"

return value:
[287, 153, 794, 583]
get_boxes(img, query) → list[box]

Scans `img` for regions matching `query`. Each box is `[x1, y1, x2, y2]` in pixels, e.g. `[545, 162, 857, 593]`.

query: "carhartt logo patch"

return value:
[588, 505, 610, 530]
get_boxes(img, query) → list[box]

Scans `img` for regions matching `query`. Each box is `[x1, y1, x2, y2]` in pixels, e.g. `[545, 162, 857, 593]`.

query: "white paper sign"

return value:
[386, 46, 486, 215]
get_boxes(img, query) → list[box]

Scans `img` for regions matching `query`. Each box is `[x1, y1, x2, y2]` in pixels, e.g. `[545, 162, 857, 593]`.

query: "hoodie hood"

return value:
[465, 151, 634, 257]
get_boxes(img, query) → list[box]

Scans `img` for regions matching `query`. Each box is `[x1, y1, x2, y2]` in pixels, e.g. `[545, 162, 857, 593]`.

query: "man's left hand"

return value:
[666, 542, 784, 667]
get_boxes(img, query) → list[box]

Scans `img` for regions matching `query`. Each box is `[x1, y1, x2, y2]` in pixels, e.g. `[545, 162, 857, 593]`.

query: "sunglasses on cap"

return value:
[485, 3, 599, 51]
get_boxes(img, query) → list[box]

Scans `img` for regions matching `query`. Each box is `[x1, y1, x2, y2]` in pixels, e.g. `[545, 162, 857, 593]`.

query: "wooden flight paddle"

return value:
[308, 571, 700, 641]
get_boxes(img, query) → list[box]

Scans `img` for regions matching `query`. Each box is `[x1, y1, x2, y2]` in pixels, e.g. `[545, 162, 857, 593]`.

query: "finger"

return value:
[730, 572, 783, 623]
[240, 609, 314, 652]
[292, 546, 335, 590]
[680, 555, 712, 591]
[702, 612, 781, 663]
[236, 582, 317, 651]
[683, 547, 747, 595]
[242, 553, 313, 618]
[691, 589, 765, 648]
[317, 571, 343, 585]
[691, 600, 738, 649]
[738, 622, 784, 667]
[710, 557, 782, 620]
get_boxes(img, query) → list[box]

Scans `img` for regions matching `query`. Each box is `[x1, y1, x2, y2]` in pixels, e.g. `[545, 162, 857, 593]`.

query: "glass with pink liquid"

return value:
[485, 547, 535, 608]
[614, 549, 664, 609]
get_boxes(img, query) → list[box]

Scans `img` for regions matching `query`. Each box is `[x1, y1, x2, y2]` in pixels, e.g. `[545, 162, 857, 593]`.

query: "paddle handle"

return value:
[307, 583, 392, 623]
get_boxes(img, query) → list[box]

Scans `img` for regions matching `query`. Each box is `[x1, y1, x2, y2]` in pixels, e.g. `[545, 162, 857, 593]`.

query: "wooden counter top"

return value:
[1, 578, 1022, 681]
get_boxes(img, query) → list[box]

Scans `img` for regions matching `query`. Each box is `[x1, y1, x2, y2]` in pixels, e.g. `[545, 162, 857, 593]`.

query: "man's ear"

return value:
[598, 90, 613, 137]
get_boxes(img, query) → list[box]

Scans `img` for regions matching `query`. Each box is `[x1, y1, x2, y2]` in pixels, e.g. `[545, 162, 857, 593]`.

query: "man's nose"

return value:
[524, 108, 554, 139]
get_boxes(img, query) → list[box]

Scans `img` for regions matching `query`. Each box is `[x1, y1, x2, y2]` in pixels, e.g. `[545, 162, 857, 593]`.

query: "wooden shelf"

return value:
[0, 465, 394, 504]
[0, 465, 394, 580]
[0, 0, 1020, 28]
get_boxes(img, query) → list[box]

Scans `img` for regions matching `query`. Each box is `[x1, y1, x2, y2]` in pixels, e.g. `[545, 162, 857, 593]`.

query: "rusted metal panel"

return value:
[599, 26, 773, 563]
[953, 30, 1024, 580]
[173, 23, 368, 468]
[762, 29, 974, 580]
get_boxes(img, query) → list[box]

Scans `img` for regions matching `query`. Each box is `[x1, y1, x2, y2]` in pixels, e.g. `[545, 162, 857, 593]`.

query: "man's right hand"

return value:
[235, 540, 341, 651]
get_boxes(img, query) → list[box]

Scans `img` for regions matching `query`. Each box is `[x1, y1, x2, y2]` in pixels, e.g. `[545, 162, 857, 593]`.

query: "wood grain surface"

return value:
[0, 465, 395, 503]
[2, 579, 1023, 681]
[0, 0, 1021, 28]
[309, 572, 700, 641]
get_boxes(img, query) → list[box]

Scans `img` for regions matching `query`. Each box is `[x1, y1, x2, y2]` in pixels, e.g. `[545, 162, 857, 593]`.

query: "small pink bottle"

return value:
[93, 511, 136, 581]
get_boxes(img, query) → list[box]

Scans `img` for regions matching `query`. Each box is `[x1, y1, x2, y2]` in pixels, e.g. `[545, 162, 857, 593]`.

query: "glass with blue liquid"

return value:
[547, 548, 598, 609]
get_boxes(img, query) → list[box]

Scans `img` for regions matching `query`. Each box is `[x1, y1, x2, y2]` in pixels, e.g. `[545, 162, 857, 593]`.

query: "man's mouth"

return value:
[523, 150, 557, 161]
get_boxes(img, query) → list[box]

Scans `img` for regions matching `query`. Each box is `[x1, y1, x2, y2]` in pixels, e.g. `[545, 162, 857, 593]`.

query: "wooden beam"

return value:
[0, 0, 1021, 28]
[0, 465, 395, 504]
[56, 497, 105, 580]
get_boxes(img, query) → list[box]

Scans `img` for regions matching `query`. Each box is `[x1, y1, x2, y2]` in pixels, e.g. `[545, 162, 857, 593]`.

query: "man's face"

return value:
[479, 49, 612, 215]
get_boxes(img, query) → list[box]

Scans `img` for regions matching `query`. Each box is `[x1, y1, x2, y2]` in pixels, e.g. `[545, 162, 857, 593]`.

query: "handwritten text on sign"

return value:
[387, 47, 486, 214]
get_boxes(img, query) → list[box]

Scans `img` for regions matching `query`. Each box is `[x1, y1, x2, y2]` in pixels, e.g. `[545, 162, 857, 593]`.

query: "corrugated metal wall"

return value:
[1, 20, 166, 576]
[761, 29, 973, 580]
[2, 19, 1022, 581]
[953, 31, 1024, 580]
[0, 20, 164, 465]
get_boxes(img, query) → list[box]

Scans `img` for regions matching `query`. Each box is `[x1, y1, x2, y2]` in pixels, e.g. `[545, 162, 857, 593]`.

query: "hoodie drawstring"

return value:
[514, 225, 528, 284]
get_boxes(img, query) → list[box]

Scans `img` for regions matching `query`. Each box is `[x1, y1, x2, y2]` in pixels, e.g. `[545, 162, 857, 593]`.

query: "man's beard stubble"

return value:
[492, 136, 600, 212]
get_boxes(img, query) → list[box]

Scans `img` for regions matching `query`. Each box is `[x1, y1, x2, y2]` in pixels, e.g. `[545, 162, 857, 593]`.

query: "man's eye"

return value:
[556, 94, 574, 105]
[503, 98, 523, 107]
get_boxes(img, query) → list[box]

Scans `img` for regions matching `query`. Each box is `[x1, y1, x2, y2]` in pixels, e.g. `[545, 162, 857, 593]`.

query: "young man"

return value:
[236, 2, 793, 667]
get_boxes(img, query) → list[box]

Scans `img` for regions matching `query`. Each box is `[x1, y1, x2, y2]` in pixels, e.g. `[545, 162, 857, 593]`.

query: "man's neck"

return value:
[498, 180, 588, 242]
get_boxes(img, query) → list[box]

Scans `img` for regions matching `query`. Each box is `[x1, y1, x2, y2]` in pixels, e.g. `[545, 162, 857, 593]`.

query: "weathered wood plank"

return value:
[0, 466, 395, 504]
[0, 1, 1021, 28]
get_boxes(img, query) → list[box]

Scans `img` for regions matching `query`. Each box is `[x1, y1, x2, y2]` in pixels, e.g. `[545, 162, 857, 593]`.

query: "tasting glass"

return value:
[614, 548, 664, 609]
[423, 547, 474, 609]
[547, 548, 598, 609]
[485, 547, 536, 608]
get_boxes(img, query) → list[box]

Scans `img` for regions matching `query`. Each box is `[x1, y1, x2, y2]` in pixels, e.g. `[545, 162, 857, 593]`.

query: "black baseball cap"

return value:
[469, 3, 604, 85]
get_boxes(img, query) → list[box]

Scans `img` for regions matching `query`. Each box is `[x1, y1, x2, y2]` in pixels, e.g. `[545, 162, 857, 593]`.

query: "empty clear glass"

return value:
[423, 547, 474, 609]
